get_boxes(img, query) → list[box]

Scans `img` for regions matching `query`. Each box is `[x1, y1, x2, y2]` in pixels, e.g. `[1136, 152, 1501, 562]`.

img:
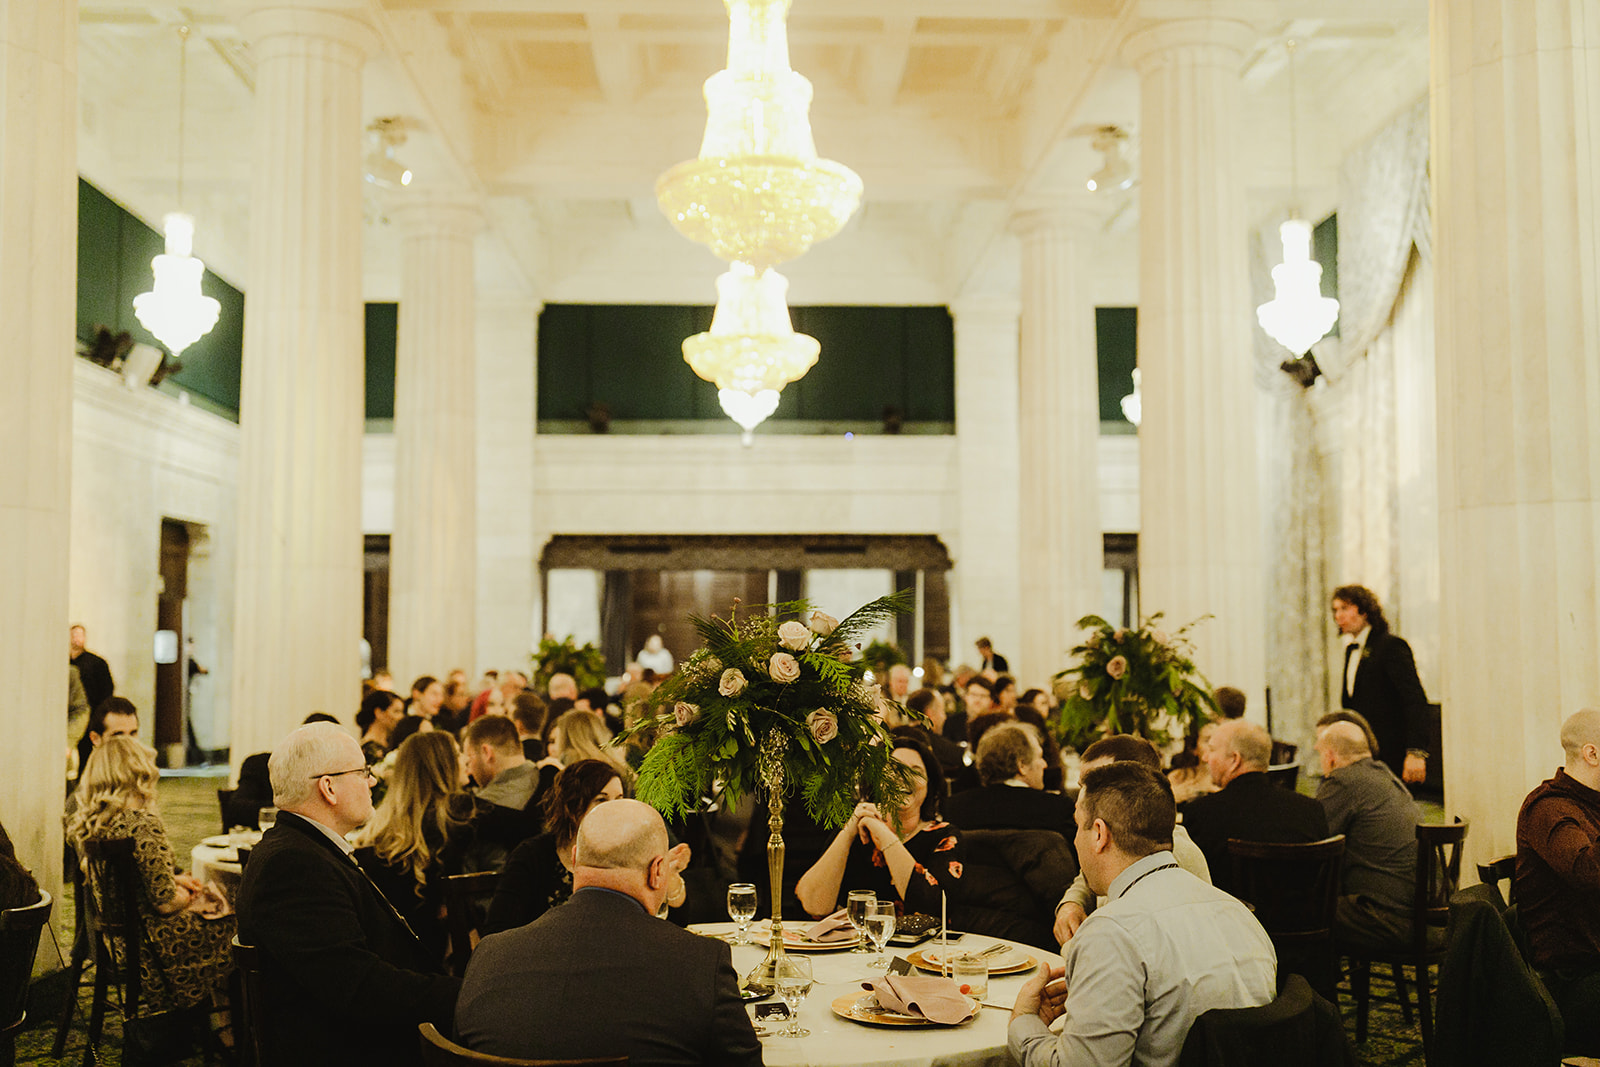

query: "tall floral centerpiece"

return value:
[630, 591, 913, 988]
[1053, 613, 1219, 747]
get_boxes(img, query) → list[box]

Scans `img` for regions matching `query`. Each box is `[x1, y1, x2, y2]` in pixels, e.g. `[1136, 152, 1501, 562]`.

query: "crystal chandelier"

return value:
[133, 25, 220, 360]
[1256, 40, 1338, 357]
[1119, 368, 1142, 427]
[657, 0, 863, 436]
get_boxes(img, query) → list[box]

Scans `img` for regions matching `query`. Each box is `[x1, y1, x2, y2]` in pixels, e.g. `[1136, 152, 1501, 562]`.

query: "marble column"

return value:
[1432, 0, 1600, 861]
[951, 297, 1023, 674]
[476, 301, 540, 674]
[232, 5, 374, 762]
[1124, 16, 1266, 707]
[1013, 210, 1103, 685]
[388, 199, 483, 684]
[0, 0, 74, 896]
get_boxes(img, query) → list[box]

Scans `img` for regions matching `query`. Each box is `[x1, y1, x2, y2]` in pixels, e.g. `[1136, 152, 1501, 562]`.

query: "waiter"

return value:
[1331, 584, 1430, 784]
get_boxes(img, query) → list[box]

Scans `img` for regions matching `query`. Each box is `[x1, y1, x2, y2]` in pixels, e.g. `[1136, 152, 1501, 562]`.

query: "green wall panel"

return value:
[1096, 307, 1137, 424]
[1314, 212, 1340, 337]
[365, 303, 398, 420]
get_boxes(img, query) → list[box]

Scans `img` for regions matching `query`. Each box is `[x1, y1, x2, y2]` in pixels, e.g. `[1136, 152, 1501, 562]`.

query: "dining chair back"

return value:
[1476, 854, 1516, 908]
[1177, 972, 1354, 1066]
[0, 890, 53, 1067]
[1228, 836, 1345, 1001]
[444, 870, 500, 977]
[216, 789, 237, 834]
[1264, 763, 1301, 791]
[51, 859, 93, 1057]
[232, 937, 270, 1067]
[418, 1022, 628, 1066]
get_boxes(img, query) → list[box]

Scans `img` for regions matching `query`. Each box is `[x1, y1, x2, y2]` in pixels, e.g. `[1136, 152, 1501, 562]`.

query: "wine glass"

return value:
[846, 890, 875, 953]
[774, 955, 814, 1037]
[726, 883, 758, 944]
[257, 807, 277, 832]
[864, 900, 897, 968]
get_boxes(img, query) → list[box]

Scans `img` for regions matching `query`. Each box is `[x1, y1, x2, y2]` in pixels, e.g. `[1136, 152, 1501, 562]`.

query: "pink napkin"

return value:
[798, 909, 857, 943]
[862, 975, 977, 1024]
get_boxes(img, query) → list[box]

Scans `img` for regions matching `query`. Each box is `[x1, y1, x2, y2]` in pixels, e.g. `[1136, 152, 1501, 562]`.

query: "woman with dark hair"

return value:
[356, 689, 405, 763]
[406, 675, 445, 722]
[795, 732, 966, 918]
[483, 759, 626, 934]
[0, 820, 40, 911]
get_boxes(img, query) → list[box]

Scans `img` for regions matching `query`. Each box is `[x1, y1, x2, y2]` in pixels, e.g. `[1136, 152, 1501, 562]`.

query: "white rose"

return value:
[808, 611, 839, 637]
[674, 701, 698, 727]
[807, 709, 839, 744]
[769, 652, 801, 684]
[778, 621, 811, 650]
[719, 668, 748, 697]
[1106, 655, 1129, 680]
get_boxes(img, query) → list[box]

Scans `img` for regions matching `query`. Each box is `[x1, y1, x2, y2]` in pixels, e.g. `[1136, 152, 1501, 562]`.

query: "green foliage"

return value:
[862, 639, 907, 678]
[532, 635, 607, 692]
[1052, 613, 1220, 749]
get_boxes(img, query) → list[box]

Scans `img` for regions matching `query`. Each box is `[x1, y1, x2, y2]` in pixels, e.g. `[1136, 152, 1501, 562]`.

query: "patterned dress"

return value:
[86, 809, 235, 1012]
[838, 819, 967, 916]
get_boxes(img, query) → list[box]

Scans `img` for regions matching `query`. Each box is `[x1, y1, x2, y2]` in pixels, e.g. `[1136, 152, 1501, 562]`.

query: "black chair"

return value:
[1178, 972, 1355, 1066]
[232, 937, 268, 1067]
[418, 1022, 627, 1066]
[1344, 817, 1469, 1067]
[51, 859, 94, 1057]
[0, 890, 53, 1067]
[1265, 763, 1301, 791]
[949, 829, 1077, 951]
[217, 789, 238, 834]
[444, 871, 500, 978]
[1227, 836, 1345, 1000]
[1477, 854, 1516, 907]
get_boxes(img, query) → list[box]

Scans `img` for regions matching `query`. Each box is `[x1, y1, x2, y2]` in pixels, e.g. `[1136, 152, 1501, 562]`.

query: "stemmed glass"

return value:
[845, 890, 875, 953]
[257, 807, 277, 832]
[864, 900, 897, 969]
[774, 955, 814, 1037]
[726, 883, 758, 945]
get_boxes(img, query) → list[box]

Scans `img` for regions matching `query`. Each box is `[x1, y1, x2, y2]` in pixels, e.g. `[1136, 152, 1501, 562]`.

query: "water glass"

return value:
[864, 900, 897, 968]
[845, 889, 875, 953]
[257, 807, 277, 832]
[774, 955, 813, 1037]
[726, 883, 758, 944]
[948, 952, 989, 999]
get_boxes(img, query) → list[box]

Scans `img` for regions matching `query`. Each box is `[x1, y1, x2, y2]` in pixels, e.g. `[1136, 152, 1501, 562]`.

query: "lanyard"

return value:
[1116, 861, 1179, 899]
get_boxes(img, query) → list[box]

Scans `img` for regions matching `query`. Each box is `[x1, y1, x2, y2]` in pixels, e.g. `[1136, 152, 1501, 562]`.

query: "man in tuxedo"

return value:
[1332, 584, 1431, 783]
[944, 722, 1074, 838]
[456, 799, 763, 1065]
[236, 723, 460, 1067]
[976, 636, 1009, 674]
[1181, 719, 1330, 896]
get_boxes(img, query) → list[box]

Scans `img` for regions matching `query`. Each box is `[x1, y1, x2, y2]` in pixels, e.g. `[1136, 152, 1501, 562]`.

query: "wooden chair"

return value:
[51, 859, 94, 1057]
[217, 789, 238, 833]
[444, 870, 501, 977]
[1477, 853, 1516, 907]
[232, 937, 269, 1067]
[1344, 817, 1468, 1067]
[0, 890, 52, 1067]
[419, 1022, 627, 1066]
[1227, 836, 1345, 1000]
[1264, 763, 1300, 791]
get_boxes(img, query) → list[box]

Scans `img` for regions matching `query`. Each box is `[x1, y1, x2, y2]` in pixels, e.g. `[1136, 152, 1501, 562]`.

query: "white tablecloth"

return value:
[692, 923, 1063, 1067]
[190, 831, 260, 889]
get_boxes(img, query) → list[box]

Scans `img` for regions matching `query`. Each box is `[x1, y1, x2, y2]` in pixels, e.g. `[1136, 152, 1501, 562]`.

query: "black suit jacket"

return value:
[943, 784, 1076, 839]
[1182, 772, 1331, 896]
[236, 812, 461, 1067]
[1343, 628, 1430, 766]
[456, 887, 763, 1065]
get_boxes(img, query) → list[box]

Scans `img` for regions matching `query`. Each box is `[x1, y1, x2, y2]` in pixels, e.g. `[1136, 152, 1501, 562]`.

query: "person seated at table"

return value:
[66, 737, 235, 1023]
[0, 819, 41, 910]
[456, 799, 761, 1065]
[543, 708, 635, 786]
[1011, 762, 1276, 1067]
[357, 688, 406, 763]
[1166, 720, 1221, 806]
[943, 722, 1074, 838]
[463, 713, 542, 811]
[795, 732, 966, 918]
[901, 687, 967, 784]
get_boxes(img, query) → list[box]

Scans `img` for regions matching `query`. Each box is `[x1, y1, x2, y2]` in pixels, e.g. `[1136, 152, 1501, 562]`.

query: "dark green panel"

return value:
[589, 305, 703, 419]
[162, 271, 244, 412]
[790, 306, 899, 421]
[903, 308, 956, 422]
[537, 305, 596, 421]
[365, 303, 398, 420]
[1096, 307, 1138, 424]
[1313, 212, 1340, 337]
[77, 180, 125, 340]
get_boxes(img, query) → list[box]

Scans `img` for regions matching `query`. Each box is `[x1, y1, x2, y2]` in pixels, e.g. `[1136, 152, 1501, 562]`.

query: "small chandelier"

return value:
[657, 0, 863, 436]
[1256, 40, 1338, 357]
[133, 25, 220, 360]
[1120, 367, 1142, 427]
[1086, 126, 1133, 193]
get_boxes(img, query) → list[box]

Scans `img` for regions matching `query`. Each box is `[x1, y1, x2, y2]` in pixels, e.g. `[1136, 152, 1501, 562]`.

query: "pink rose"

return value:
[673, 701, 698, 727]
[769, 652, 801, 684]
[719, 668, 747, 696]
[806, 709, 839, 744]
[778, 620, 811, 650]
[1151, 628, 1172, 647]
[808, 610, 839, 637]
[1106, 655, 1129, 680]
[1079, 681, 1093, 699]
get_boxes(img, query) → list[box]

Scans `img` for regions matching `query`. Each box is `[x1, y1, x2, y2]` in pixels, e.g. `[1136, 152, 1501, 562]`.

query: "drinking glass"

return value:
[864, 900, 897, 968]
[726, 883, 758, 944]
[774, 955, 814, 1037]
[845, 890, 876, 953]
[257, 807, 277, 832]
[949, 953, 989, 999]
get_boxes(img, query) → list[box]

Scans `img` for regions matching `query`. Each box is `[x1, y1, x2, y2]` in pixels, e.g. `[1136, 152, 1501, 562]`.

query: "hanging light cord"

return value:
[176, 25, 190, 210]
[1287, 38, 1299, 216]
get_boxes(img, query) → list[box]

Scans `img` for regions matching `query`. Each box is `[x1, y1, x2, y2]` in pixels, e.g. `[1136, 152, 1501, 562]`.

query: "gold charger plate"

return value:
[908, 947, 1038, 976]
[830, 992, 979, 1028]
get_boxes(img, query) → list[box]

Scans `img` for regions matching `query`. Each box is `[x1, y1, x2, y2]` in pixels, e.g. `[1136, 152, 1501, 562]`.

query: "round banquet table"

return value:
[190, 831, 261, 893]
[690, 922, 1063, 1067]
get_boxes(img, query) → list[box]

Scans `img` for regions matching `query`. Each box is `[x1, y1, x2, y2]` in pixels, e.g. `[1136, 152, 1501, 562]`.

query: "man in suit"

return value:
[236, 723, 460, 1067]
[1332, 583, 1431, 783]
[976, 636, 1009, 674]
[944, 722, 1074, 838]
[1181, 719, 1330, 896]
[456, 799, 763, 1065]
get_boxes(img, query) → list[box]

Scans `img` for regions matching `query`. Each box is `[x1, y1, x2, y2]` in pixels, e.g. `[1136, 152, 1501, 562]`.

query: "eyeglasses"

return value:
[311, 767, 375, 783]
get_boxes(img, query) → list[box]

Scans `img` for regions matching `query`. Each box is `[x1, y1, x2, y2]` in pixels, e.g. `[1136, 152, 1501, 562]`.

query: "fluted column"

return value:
[231, 5, 373, 760]
[1013, 210, 1103, 684]
[1125, 16, 1265, 706]
[1432, 0, 1600, 860]
[951, 297, 1023, 674]
[388, 199, 483, 683]
[0, 0, 74, 896]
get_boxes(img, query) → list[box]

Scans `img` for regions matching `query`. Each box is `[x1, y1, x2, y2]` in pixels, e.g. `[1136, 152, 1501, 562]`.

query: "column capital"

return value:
[240, 4, 378, 60]
[1008, 205, 1102, 241]
[389, 196, 487, 240]
[1122, 8, 1259, 72]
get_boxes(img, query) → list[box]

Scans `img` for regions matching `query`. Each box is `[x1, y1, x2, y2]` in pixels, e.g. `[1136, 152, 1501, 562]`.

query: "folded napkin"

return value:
[862, 975, 977, 1025]
[798, 909, 857, 943]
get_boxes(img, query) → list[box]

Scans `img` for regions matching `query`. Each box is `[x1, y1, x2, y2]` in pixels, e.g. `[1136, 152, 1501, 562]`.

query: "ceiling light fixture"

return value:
[1086, 126, 1133, 193]
[132, 25, 221, 360]
[1120, 367, 1142, 427]
[1256, 40, 1339, 356]
[364, 117, 414, 189]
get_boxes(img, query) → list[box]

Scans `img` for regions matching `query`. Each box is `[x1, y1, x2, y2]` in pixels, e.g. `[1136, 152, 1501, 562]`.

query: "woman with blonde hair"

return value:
[548, 708, 633, 784]
[67, 735, 234, 1018]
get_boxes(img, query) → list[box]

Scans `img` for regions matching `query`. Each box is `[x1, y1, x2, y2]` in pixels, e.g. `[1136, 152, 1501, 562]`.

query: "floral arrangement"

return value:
[532, 634, 607, 692]
[628, 592, 916, 830]
[1053, 613, 1219, 747]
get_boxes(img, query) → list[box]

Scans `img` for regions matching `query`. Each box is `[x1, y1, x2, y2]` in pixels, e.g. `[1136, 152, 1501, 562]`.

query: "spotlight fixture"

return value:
[1086, 126, 1133, 193]
[364, 117, 413, 189]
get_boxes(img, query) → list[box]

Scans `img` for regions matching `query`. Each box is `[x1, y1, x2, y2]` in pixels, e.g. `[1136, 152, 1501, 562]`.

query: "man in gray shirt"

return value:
[464, 714, 541, 811]
[1315, 720, 1420, 949]
[1012, 762, 1276, 1067]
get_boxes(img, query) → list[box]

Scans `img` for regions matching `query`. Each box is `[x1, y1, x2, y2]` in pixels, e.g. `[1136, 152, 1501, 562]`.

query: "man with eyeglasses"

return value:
[237, 722, 460, 1067]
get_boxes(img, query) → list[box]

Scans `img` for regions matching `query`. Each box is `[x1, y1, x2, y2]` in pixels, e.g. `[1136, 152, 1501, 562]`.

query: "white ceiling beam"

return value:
[378, 0, 1116, 17]
[587, 12, 642, 104]
[861, 14, 915, 106]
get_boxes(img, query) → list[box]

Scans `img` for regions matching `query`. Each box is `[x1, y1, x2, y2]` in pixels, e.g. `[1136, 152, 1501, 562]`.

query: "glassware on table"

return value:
[845, 889, 876, 953]
[773, 954, 814, 1037]
[257, 807, 277, 832]
[726, 883, 758, 944]
[948, 952, 989, 999]
[864, 900, 897, 968]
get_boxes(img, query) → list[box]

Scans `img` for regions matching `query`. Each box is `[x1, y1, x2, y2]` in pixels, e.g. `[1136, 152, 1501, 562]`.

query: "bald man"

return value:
[1516, 708, 1600, 1052]
[1314, 720, 1420, 950]
[456, 799, 762, 1065]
